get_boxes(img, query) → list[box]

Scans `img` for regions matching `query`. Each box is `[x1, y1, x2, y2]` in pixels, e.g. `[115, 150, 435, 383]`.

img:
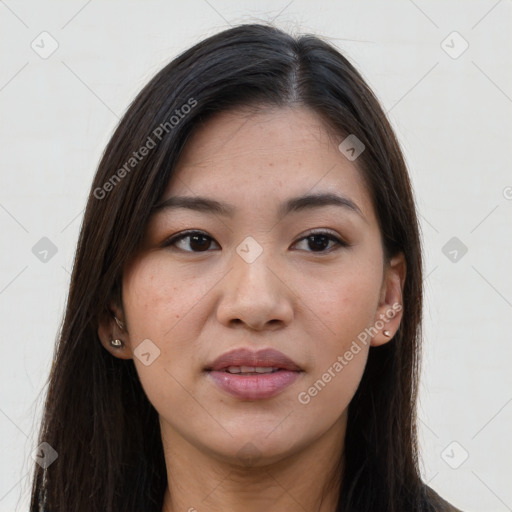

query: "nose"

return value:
[216, 247, 294, 332]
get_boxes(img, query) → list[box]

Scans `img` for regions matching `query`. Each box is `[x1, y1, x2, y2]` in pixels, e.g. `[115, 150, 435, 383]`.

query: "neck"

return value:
[160, 414, 346, 512]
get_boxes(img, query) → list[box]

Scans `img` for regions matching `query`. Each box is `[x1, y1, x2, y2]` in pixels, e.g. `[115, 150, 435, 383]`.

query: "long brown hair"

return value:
[30, 23, 456, 511]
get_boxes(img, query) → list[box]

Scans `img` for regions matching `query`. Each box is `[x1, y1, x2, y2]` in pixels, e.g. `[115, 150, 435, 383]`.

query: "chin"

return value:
[198, 428, 306, 468]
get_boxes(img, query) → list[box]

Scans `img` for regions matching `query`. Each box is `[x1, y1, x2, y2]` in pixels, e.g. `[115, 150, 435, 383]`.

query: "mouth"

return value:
[216, 366, 283, 374]
[204, 347, 302, 372]
[204, 348, 303, 400]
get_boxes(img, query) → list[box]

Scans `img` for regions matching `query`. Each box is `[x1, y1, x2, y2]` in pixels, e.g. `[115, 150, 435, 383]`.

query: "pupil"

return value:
[308, 234, 329, 251]
[190, 234, 210, 251]
[187, 234, 330, 252]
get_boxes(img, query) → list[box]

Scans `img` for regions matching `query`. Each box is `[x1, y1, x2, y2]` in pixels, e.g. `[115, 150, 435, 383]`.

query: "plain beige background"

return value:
[1, 1, 511, 511]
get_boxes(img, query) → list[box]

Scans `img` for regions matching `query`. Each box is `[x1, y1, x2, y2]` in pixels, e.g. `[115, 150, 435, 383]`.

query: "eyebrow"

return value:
[152, 192, 366, 222]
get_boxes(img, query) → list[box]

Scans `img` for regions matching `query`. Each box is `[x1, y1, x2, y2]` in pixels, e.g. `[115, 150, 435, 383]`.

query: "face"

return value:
[99, 106, 405, 467]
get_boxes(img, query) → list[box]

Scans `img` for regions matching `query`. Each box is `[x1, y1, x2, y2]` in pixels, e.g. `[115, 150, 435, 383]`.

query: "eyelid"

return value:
[300, 228, 348, 243]
[161, 228, 349, 252]
[295, 228, 349, 250]
[160, 229, 217, 249]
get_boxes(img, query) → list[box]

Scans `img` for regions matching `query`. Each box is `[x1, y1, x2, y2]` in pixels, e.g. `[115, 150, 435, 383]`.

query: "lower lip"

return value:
[207, 369, 301, 400]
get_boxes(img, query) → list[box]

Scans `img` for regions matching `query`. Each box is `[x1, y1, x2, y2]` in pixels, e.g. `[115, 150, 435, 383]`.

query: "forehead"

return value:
[164, 106, 375, 223]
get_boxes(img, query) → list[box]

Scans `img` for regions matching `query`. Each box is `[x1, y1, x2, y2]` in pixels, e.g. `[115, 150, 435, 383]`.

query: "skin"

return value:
[98, 106, 406, 512]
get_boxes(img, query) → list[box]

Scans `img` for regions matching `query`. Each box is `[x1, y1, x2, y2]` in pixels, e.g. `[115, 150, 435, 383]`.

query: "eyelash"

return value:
[161, 229, 348, 254]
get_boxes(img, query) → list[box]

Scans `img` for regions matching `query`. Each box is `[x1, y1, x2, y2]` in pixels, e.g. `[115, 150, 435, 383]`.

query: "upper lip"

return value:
[205, 348, 302, 372]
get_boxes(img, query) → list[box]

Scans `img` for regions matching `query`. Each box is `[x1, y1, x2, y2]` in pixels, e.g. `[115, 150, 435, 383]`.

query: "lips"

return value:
[205, 347, 302, 372]
[205, 347, 303, 400]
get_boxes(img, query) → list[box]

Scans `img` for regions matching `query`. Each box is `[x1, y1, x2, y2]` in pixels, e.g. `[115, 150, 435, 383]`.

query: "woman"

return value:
[30, 23, 462, 512]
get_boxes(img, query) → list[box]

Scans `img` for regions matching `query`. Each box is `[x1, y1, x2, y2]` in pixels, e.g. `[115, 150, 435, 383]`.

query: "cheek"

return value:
[296, 347, 368, 425]
[299, 257, 382, 341]
[122, 254, 213, 339]
[293, 254, 382, 412]
[294, 283, 373, 424]
[121, 256, 206, 419]
[121, 255, 207, 385]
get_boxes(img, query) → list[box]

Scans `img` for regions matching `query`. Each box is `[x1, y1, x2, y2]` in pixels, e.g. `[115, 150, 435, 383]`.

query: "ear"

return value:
[370, 252, 406, 347]
[97, 302, 133, 360]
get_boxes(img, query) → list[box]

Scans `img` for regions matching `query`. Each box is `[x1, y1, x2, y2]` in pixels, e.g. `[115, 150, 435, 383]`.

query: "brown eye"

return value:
[293, 231, 347, 253]
[162, 229, 347, 254]
[162, 231, 220, 252]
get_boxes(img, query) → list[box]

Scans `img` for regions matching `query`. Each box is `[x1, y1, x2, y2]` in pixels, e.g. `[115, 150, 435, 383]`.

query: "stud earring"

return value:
[110, 338, 124, 348]
[383, 330, 391, 337]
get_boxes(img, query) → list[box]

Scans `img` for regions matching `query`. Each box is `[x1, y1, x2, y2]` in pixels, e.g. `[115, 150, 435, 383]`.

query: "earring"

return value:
[110, 338, 124, 348]
[383, 330, 391, 337]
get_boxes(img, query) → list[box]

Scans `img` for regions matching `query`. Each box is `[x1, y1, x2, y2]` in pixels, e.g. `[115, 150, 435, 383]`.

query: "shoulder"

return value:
[423, 484, 464, 512]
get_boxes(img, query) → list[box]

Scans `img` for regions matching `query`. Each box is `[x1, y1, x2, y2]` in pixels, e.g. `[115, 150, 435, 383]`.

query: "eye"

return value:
[162, 230, 220, 253]
[293, 230, 348, 253]
[162, 229, 348, 254]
